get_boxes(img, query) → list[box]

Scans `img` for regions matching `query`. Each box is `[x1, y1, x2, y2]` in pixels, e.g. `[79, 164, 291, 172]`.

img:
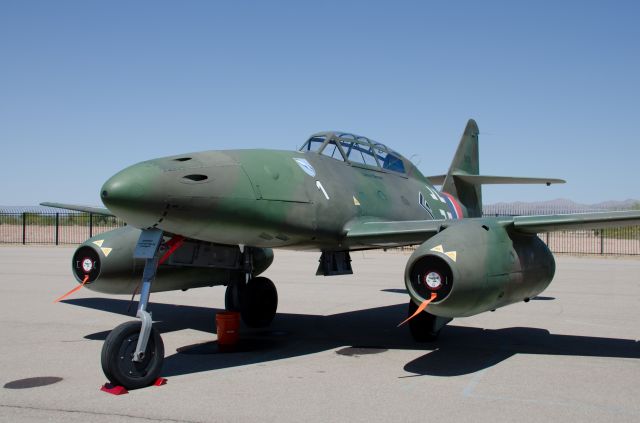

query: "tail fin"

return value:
[442, 119, 482, 217]
[431, 119, 565, 218]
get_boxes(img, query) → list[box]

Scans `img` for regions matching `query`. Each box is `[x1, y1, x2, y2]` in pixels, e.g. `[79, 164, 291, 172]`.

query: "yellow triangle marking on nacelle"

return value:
[430, 245, 444, 253]
[92, 240, 104, 247]
[445, 251, 457, 262]
[101, 247, 113, 257]
[353, 196, 361, 206]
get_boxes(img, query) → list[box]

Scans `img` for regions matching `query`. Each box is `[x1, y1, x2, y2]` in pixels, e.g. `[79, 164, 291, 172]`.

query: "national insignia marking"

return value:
[293, 158, 316, 177]
[101, 247, 113, 257]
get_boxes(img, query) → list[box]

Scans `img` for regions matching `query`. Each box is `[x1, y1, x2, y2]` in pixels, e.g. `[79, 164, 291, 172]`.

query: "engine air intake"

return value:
[72, 246, 100, 283]
[408, 255, 453, 302]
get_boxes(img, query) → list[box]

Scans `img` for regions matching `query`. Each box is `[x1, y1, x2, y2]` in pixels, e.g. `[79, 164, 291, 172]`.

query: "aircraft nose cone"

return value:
[101, 162, 166, 228]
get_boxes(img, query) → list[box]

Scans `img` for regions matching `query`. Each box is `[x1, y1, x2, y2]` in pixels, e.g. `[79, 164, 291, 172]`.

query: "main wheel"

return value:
[101, 321, 164, 390]
[225, 280, 245, 312]
[240, 277, 278, 328]
[407, 300, 440, 342]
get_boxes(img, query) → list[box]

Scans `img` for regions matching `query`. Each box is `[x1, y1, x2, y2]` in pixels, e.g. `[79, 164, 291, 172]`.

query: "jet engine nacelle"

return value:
[71, 226, 274, 295]
[404, 220, 555, 318]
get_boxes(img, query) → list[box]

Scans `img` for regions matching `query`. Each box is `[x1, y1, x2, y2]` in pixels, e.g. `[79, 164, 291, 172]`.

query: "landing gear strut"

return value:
[101, 229, 165, 389]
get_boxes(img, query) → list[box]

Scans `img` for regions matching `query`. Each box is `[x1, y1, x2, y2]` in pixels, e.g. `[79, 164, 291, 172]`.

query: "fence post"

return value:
[600, 230, 604, 255]
[55, 213, 59, 245]
[22, 212, 26, 245]
[89, 213, 93, 238]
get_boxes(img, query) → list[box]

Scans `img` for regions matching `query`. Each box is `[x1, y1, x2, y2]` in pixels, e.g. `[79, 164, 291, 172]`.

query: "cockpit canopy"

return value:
[299, 131, 407, 174]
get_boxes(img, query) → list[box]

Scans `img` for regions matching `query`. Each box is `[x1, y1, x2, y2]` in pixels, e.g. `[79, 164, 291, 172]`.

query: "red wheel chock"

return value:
[100, 383, 128, 395]
[100, 378, 167, 395]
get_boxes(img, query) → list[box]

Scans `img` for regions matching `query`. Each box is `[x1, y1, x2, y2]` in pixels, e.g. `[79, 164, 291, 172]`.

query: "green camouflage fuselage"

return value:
[101, 149, 463, 250]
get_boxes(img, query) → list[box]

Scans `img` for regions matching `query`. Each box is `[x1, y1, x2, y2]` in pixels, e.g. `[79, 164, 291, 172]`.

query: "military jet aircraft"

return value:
[43, 119, 640, 389]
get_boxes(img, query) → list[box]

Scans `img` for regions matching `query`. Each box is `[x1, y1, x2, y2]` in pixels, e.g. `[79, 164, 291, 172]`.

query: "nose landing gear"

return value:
[101, 229, 165, 390]
[101, 236, 280, 390]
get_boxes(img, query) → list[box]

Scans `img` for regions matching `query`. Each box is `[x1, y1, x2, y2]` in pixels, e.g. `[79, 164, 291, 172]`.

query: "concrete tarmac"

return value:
[1, 246, 639, 422]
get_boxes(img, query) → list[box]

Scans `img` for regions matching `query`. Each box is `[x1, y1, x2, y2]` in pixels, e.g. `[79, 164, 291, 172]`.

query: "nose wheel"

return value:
[101, 321, 164, 389]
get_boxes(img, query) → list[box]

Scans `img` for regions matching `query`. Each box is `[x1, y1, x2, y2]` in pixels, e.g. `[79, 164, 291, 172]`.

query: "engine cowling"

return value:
[71, 226, 273, 294]
[404, 219, 555, 318]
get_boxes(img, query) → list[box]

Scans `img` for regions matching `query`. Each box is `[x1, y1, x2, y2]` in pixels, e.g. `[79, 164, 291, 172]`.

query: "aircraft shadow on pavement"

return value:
[64, 298, 640, 379]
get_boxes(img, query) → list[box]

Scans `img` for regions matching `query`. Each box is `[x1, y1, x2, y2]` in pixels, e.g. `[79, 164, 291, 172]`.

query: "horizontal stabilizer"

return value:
[428, 174, 565, 186]
[510, 211, 640, 233]
[40, 202, 114, 216]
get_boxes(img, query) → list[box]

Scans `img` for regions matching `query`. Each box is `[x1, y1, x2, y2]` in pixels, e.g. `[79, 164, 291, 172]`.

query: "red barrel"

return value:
[216, 312, 240, 351]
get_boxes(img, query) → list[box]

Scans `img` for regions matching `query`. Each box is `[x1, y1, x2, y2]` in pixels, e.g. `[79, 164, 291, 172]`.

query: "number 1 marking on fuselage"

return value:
[316, 181, 330, 200]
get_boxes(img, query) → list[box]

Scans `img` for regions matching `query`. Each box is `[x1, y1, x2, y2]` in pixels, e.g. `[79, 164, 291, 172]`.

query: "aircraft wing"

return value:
[344, 219, 449, 247]
[40, 202, 114, 217]
[509, 211, 640, 233]
[345, 211, 640, 248]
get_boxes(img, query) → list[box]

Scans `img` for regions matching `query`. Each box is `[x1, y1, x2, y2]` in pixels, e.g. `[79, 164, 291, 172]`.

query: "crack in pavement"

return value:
[0, 404, 203, 423]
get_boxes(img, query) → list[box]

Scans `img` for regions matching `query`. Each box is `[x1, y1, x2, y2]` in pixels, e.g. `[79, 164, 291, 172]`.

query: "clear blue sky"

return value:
[1, 0, 638, 206]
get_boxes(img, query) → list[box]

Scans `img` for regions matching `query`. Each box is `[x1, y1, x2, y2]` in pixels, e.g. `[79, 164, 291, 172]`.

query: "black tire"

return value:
[240, 277, 278, 328]
[225, 281, 244, 312]
[101, 321, 164, 390]
[407, 300, 440, 342]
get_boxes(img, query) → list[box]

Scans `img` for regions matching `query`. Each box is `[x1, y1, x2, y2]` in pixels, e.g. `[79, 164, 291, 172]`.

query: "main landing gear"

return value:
[225, 277, 278, 327]
[407, 300, 452, 342]
[225, 247, 278, 328]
